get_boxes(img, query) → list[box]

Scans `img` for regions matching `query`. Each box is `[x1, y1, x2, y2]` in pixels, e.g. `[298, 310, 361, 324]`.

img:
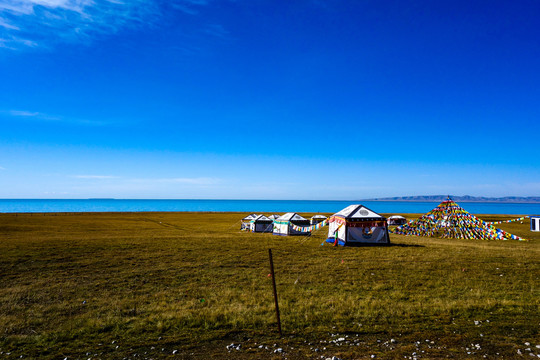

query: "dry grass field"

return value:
[0, 212, 538, 359]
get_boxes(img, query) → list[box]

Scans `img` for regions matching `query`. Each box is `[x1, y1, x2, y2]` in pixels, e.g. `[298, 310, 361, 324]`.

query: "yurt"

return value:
[273, 213, 311, 236]
[250, 215, 274, 233]
[310, 214, 327, 225]
[388, 215, 407, 225]
[327, 205, 390, 245]
[531, 216, 540, 232]
[241, 214, 258, 230]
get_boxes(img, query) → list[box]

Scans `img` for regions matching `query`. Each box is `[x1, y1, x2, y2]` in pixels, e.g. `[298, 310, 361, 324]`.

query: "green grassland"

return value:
[0, 212, 538, 359]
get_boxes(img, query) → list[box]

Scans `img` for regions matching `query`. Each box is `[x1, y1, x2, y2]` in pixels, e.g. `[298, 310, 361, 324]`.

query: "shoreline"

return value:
[1, 199, 538, 215]
[1, 198, 539, 204]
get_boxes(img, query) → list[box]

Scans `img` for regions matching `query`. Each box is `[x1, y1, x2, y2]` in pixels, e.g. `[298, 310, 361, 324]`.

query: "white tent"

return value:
[388, 215, 407, 225]
[241, 214, 258, 230]
[250, 215, 274, 233]
[327, 205, 389, 245]
[273, 212, 311, 236]
[531, 216, 540, 232]
[268, 214, 281, 220]
[310, 214, 327, 225]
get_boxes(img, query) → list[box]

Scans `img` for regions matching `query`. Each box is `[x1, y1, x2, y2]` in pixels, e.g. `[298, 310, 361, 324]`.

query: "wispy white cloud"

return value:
[2, 109, 109, 125]
[203, 23, 229, 39]
[0, 0, 213, 50]
[66, 175, 224, 198]
[0, 16, 19, 30]
[140, 177, 221, 185]
[69, 175, 219, 184]
[8, 109, 61, 120]
[9, 110, 38, 116]
[71, 175, 220, 185]
[172, 0, 210, 13]
[71, 175, 119, 179]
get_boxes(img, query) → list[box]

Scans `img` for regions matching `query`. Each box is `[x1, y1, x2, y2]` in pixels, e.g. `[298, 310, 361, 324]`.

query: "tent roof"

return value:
[311, 215, 327, 219]
[268, 214, 280, 219]
[388, 215, 406, 219]
[276, 212, 308, 221]
[251, 214, 272, 222]
[333, 204, 385, 220]
[242, 213, 258, 220]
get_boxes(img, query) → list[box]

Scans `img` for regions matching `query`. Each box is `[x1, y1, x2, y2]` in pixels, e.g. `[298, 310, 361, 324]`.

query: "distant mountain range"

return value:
[364, 195, 540, 203]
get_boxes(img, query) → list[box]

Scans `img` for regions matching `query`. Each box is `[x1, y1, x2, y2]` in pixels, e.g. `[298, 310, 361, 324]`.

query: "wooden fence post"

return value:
[268, 248, 282, 337]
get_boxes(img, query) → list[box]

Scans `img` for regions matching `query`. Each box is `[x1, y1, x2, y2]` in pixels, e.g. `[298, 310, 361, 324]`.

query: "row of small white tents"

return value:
[241, 205, 393, 245]
[241, 213, 327, 233]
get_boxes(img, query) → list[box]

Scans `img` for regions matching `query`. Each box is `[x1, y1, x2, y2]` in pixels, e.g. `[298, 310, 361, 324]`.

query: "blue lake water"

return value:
[0, 199, 538, 215]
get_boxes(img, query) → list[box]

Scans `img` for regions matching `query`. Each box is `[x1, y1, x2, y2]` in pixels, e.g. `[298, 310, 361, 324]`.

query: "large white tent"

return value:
[250, 214, 274, 233]
[327, 205, 390, 245]
[273, 212, 311, 236]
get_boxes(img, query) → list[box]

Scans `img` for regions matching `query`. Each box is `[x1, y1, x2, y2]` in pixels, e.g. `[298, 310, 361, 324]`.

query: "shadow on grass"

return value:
[387, 242, 424, 247]
[343, 242, 425, 248]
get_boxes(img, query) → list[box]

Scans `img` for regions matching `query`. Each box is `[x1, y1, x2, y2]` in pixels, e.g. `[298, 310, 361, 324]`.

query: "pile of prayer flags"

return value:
[390, 197, 527, 241]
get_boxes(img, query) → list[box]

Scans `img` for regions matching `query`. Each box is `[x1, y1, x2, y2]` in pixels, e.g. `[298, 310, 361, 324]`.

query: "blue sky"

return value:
[0, 0, 539, 199]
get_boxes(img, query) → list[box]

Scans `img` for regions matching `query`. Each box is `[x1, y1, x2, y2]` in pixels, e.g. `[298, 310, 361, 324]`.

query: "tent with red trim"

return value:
[326, 205, 390, 245]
